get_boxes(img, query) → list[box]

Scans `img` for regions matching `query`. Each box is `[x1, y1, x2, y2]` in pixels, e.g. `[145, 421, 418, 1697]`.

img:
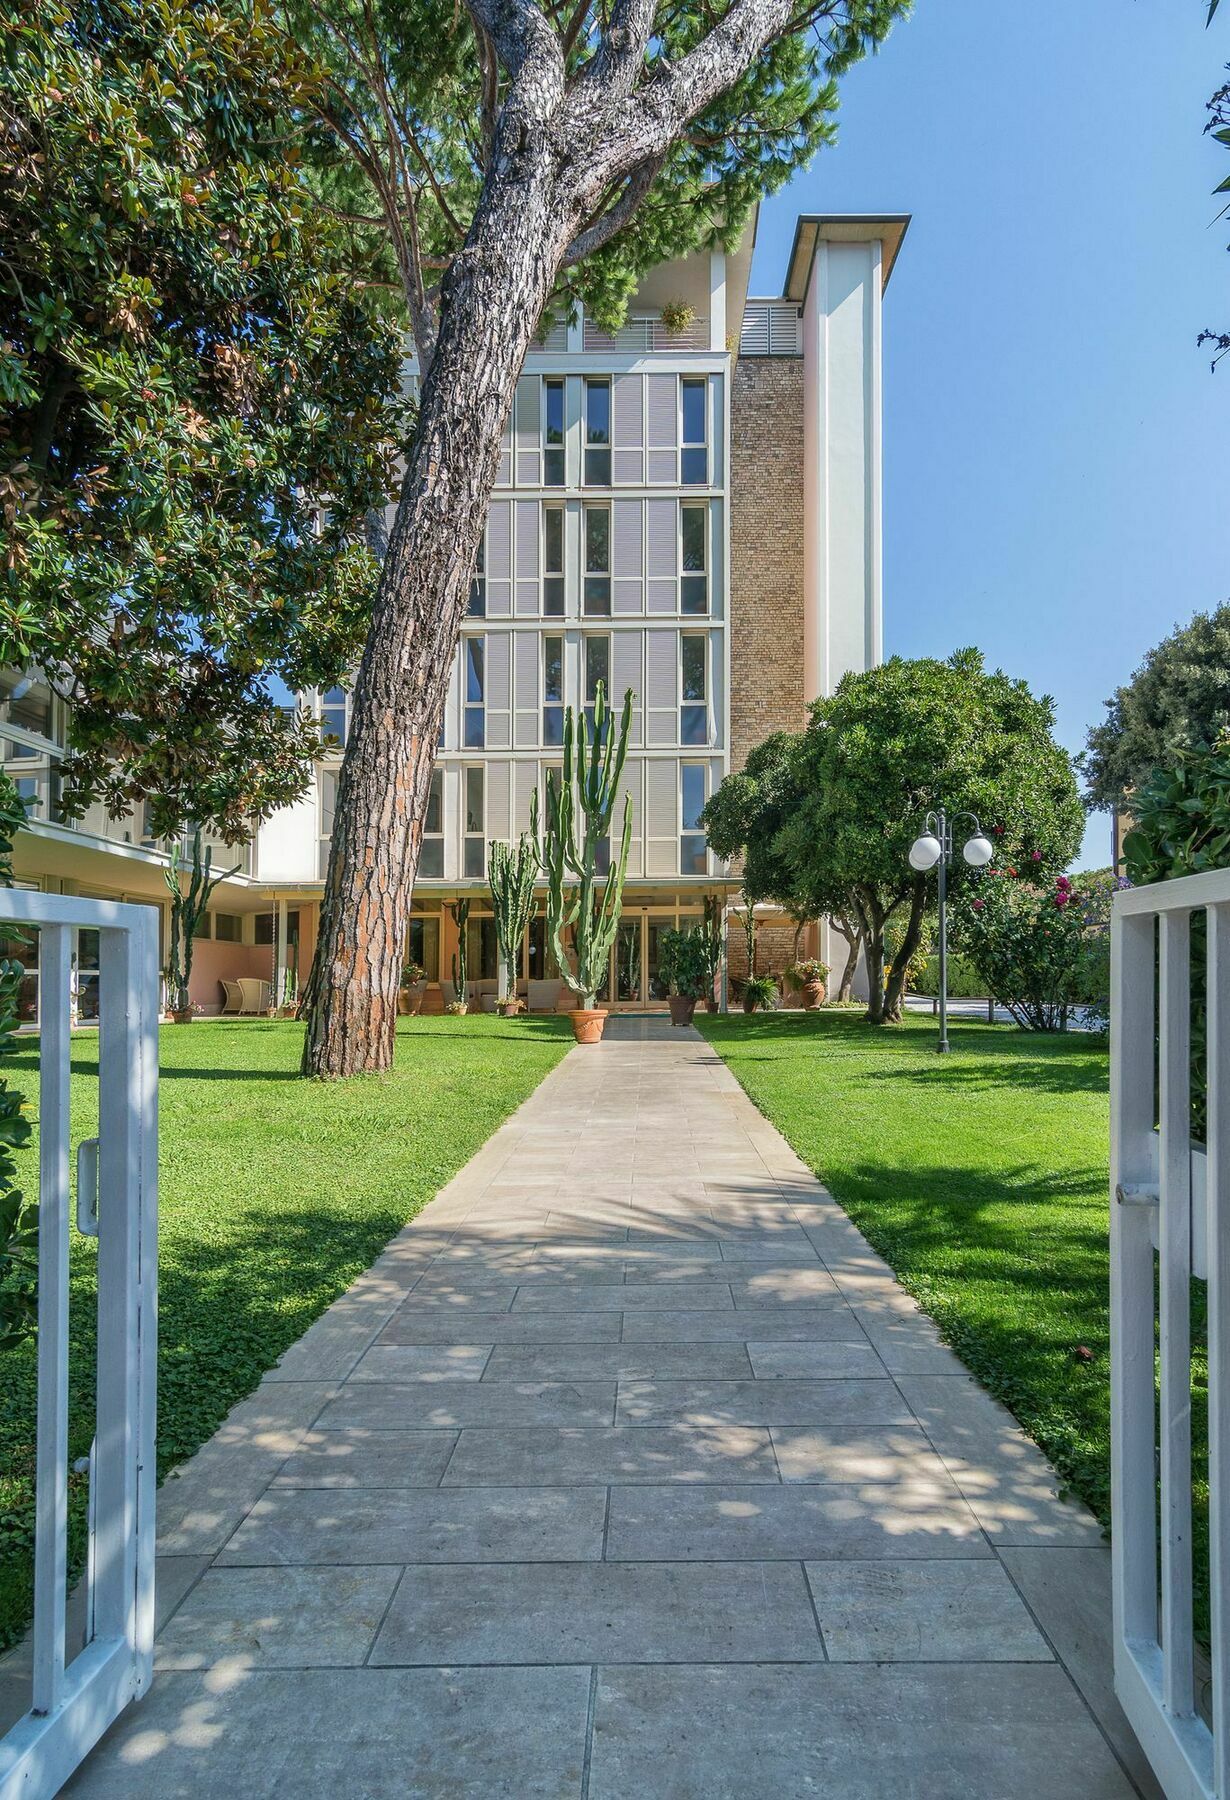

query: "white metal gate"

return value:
[1111, 868, 1229, 1799]
[0, 891, 158, 1800]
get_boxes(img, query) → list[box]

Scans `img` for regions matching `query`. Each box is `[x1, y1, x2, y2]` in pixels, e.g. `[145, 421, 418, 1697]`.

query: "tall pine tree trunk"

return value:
[303, 158, 571, 1077]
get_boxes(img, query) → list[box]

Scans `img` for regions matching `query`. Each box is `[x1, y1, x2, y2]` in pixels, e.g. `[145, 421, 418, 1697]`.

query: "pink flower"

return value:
[1056, 875, 1072, 891]
[1055, 892, 1070, 908]
[972, 898, 985, 911]
[1031, 850, 1042, 862]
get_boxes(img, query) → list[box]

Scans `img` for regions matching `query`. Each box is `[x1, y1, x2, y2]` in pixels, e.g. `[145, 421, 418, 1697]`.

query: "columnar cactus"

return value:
[542, 683, 634, 1009]
[449, 896, 470, 1005]
[488, 795, 540, 1000]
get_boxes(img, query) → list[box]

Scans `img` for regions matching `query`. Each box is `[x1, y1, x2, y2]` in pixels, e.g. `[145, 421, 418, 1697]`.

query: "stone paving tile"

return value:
[216, 1485, 606, 1565]
[441, 1425, 779, 1486]
[616, 1377, 913, 1429]
[770, 1425, 964, 1487]
[349, 1344, 493, 1382]
[371, 1561, 825, 1667]
[620, 1305, 860, 1341]
[154, 1566, 400, 1669]
[377, 1307, 623, 1344]
[482, 1343, 754, 1382]
[510, 1281, 733, 1312]
[271, 1428, 459, 1489]
[606, 1482, 989, 1562]
[728, 1267, 842, 1305]
[318, 1379, 616, 1431]
[805, 1558, 1051, 1661]
[745, 1340, 886, 1379]
[588, 1663, 1136, 1799]
[64, 1666, 591, 1798]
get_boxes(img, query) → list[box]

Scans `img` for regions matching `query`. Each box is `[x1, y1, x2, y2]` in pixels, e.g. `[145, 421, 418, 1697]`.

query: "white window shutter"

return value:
[645, 498, 677, 615]
[515, 378, 542, 486]
[612, 374, 644, 485]
[646, 374, 677, 484]
[514, 759, 537, 833]
[612, 500, 643, 616]
[487, 502, 512, 616]
[515, 500, 539, 616]
[620, 757, 644, 877]
[497, 411, 512, 486]
[514, 632, 539, 747]
[645, 758, 677, 876]
[645, 628, 677, 747]
[487, 758, 512, 843]
[486, 631, 511, 747]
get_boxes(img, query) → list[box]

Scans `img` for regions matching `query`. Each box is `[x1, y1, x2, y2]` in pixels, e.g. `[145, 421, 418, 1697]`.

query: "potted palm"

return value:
[542, 682, 634, 1045]
[660, 926, 709, 1027]
[785, 957, 829, 1010]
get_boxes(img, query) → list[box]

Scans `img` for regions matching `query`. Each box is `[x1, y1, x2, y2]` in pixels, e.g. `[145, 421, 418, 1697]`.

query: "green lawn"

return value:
[697, 1009, 1209, 1631]
[0, 1014, 572, 1651]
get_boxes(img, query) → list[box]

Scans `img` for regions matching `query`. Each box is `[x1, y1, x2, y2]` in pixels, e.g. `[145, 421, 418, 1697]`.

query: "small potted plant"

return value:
[785, 957, 829, 1011]
[660, 925, 709, 1027]
[399, 959, 427, 1015]
[659, 299, 697, 338]
[741, 973, 778, 1014]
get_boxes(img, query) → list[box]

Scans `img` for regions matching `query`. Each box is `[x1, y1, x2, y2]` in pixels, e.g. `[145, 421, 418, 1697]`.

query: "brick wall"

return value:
[729, 356, 807, 771]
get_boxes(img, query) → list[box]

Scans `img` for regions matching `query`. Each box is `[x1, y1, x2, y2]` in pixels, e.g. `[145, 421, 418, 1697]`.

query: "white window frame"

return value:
[542, 633, 565, 748]
[463, 764, 485, 879]
[680, 762, 709, 876]
[582, 503, 611, 617]
[542, 377, 566, 487]
[679, 501, 709, 617]
[542, 503, 565, 617]
[680, 632, 709, 747]
[463, 633, 486, 748]
[583, 377, 612, 487]
[420, 767, 444, 879]
[468, 529, 486, 618]
[680, 375, 709, 486]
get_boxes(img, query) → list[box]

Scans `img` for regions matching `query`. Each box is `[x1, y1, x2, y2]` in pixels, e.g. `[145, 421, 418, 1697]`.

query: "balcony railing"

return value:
[582, 313, 711, 353]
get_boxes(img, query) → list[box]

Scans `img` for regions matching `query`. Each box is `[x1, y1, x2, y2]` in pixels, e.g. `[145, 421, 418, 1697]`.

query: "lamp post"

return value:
[907, 809, 994, 1054]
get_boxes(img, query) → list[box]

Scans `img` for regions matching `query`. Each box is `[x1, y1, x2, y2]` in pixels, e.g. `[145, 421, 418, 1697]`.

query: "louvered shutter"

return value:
[611, 631, 643, 749]
[645, 628, 677, 747]
[645, 375, 678, 484]
[487, 759, 512, 844]
[514, 378, 542, 486]
[487, 502, 512, 616]
[496, 410, 512, 486]
[515, 501, 539, 616]
[644, 758, 677, 877]
[645, 499, 677, 615]
[620, 757, 644, 878]
[514, 760, 538, 833]
[486, 630, 511, 748]
[612, 500, 643, 615]
[611, 375, 644, 485]
[514, 632, 539, 747]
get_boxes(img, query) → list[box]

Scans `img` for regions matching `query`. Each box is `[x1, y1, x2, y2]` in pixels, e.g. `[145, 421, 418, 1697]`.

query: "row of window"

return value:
[345, 761, 709, 882]
[468, 499, 710, 620]
[538, 376, 708, 489]
[407, 908, 711, 995]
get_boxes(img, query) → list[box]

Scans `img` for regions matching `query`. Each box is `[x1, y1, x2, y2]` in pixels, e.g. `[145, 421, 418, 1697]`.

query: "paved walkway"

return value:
[67, 1020, 1155, 1798]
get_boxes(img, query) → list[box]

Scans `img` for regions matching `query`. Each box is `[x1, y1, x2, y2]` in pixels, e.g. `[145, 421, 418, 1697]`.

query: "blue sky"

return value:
[749, 0, 1229, 867]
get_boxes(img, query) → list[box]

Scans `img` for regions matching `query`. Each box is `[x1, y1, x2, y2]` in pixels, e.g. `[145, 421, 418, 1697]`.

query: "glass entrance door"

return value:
[614, 918, 641, 1003]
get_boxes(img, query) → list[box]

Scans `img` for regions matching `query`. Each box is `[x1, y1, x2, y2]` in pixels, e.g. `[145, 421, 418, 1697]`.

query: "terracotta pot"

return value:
[171, 1008, 194, 1025]
[668, 995, 697, 1028]
[445, 1001, 468, 1017]
[800, 979, 826, 1011]
[570, 1007, 607, 1045]
[742, 994, 755, 1014]
[704, 995, 719, 1013]
[497, 996, 525, 1017]
[399, 982, 425, 1017]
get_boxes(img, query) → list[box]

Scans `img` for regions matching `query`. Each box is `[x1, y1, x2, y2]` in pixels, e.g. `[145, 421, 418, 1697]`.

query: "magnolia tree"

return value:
[290, 0, 911, 1075]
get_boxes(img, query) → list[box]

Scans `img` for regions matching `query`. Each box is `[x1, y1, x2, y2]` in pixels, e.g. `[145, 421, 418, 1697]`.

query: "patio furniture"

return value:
[219, 979, 243, 1015]
[236, 977, 273, 1014]
[527, 979, 562, 1013]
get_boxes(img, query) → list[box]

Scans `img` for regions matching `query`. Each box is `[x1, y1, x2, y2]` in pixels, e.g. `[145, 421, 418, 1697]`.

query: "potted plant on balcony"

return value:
[785, 957, 829, 1010]
[660, 925, 709, 1027]
[490, 807, 539, 1018]
[446, 898, 469, 1015]
[543, 682, 633, 1045]
[398, 959, 427, 1015]
[162, 827, 240, 1023]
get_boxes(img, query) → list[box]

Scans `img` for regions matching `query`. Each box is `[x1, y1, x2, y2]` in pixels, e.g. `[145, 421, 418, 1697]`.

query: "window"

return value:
[543, 378, 565, 486]
[0, 670, 54, 742]
[420, 768, 444, 877]
[681, 764, 708, 874]
[467, 915, 499, 981]
[214, 913, 242, 943]
[584, 635, 610, 736]
[464, 636, 485, 747]
[583, 379, 611, 486]
[318, 768, 338, 877]
[583, 505, 610, 616]
[464, 766, 485, 877]
[543, 635, 564, 746]
[681, 377, 708, 485]
[543, 505, 565, 616]
[320, 686, 348, 746]
[407, 914, 440, 980]
[681, 504, 708, 615]
[468, 533, 486, 618]
[681, 633, 708, 745]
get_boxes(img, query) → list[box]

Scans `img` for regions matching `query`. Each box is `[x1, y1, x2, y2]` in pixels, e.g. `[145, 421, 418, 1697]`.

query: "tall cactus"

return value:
[449, 896, 470, 1005]
[542, 683, 634, 1009]
[163, 827, 241, 1018]
[488, 792, 540, 1001]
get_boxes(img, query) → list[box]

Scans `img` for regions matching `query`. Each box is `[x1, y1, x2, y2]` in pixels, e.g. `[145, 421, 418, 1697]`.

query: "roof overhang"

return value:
[784, 214, 911, 301]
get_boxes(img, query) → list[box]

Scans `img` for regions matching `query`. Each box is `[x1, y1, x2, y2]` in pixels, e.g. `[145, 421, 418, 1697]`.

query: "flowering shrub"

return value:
[954, 869, 1124, 1031]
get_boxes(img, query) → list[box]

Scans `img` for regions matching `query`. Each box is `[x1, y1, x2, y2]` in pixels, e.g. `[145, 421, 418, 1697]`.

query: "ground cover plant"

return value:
[696, 1008, 1211, 1640]
[0, 1013, 571, 1650]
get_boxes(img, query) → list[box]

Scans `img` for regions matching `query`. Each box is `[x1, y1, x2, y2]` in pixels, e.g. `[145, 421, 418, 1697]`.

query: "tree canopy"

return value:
[764, 650, 1084, 1022]
[1, 0, 410, 842]
[1080, 602, 1230, 812]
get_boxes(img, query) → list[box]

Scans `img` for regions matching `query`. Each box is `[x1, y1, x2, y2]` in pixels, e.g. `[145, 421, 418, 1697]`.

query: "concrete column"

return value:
[708, 251, 727, 352]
